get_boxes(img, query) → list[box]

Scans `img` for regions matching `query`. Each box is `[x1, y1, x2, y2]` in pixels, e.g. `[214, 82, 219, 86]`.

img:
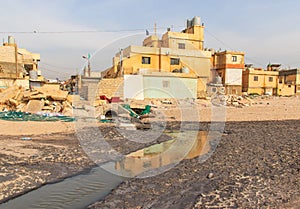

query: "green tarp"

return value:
[0, 111, 75, 122]
[122, 104, 151, 118]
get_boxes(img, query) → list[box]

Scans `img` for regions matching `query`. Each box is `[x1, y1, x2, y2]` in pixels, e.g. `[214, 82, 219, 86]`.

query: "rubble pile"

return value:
[225, 94, 253, 107]
[0, 85, 74, 116]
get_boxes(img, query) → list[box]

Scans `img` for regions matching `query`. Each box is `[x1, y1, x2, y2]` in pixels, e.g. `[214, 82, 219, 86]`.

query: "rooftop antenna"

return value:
[154, 22, 157, 36]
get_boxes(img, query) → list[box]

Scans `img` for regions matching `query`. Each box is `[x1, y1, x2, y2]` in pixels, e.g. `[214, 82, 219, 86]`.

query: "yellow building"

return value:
[278, 68, 300, 96]
[102, 16, 211, 98]
[212, 50, 245, 95]
[0, 36, 41, 88]
[242, 66, 278, 95]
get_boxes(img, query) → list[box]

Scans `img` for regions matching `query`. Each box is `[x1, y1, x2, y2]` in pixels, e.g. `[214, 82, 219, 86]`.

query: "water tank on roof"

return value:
[8, 36, 15, 44]
[192, 16, 201, 26]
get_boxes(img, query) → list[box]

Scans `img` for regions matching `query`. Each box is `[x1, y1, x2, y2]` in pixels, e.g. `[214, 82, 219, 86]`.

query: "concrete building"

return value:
[0, 36, 42, 89]
[124, 73, 198, 100]
[242, 65, 278, 95]
[212, 50, 245, 95]
[102, 16, 211, 99]
[278, 68, 300, 96]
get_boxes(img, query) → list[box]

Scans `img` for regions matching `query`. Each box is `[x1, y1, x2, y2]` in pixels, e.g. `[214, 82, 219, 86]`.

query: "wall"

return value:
[243, 69, 278, 95]
[114, 45, 211, 78]
[143, 75, 197, 99]
[96, 77, 124, 99]
[123, 75, 197, 99]
[161, 25, 205, 50]
[225, 68, 242, 85]
[213, 51, 244, 95]
[0, 78, 29, 89]
[225, 85, 242, 95]
[197, 77, 208, 98]
[213, 51, 245, 70]
[0, 44, 41, 80]
[124, 75, 144, 100]
[0, 46, 16, 63]
[242, 70, 249, 92]
[278, 83, 295, 96]
[0, 63, 23, 78]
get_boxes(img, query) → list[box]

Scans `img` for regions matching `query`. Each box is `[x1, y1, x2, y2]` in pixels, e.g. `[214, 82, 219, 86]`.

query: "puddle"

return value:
[102, 131, 210, 177]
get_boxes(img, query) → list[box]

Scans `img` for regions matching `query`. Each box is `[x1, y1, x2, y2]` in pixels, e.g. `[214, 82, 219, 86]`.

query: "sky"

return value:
[1, 0, 300, 79]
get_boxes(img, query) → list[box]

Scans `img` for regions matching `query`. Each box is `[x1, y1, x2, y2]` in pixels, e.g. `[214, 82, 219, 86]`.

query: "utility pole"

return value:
[120, 48, 123, 76]
[82, 53, 91, 77]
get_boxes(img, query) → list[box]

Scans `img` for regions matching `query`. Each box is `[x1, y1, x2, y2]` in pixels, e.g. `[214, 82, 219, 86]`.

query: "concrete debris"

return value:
[225, 95, 253, 108]
[25, 100, 45, 114]
[161, 100, 172, 104]
[0, 86, 21, 104]
[0, 85, 72, 115]
[37, 86, 68, 101]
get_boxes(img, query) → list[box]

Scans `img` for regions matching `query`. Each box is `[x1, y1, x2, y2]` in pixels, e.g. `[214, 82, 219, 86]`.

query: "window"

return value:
[254, 76, 258, 81]
[211, 87, 217, 93]
[170, 58, 180, 65]
[142, 56, 151, 64]
[162, 80, 170, 88]
[269, 77, 273, 82]
[288, 85, 291, 88]
[232, 56, 237, 62]
[178, 43, 185, 49]
[24, 64, 33, 72]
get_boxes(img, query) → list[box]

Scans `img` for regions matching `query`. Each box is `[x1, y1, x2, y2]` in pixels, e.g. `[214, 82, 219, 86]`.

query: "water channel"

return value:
[1, 130, 214, 209]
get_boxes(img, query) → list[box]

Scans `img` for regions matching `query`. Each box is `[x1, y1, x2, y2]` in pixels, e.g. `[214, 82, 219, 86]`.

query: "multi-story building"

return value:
[242, 65, 278, 95]
[278, 68, 300, 96]
[0, 36, 42, 88]
[101, 16, 211, 99]
[212, 50, 245, 95]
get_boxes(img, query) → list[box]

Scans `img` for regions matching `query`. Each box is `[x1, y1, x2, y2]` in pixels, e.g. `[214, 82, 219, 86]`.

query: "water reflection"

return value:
[103, 131, 209, 177]
[1, 131, 211, 209]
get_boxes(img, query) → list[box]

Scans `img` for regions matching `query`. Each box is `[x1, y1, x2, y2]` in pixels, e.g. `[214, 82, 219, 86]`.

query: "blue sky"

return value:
[1, 0, 300, 78]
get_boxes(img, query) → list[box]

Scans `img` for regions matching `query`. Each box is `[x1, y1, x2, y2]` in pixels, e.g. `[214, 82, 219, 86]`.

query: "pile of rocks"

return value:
[225, 95, 253, 107]
[0, 85, 74, 116]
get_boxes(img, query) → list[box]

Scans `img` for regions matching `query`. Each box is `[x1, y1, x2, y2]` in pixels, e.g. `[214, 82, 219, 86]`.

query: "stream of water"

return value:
[0, 130, 211, 209]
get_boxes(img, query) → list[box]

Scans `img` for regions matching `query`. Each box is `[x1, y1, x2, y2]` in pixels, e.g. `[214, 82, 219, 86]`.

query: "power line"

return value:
[40, 67, 72, 75]
[205, 29, 267, 67]
[205, 29, 234, 51]
[40, 62, 76, 70]
[0, 26, 185, 34]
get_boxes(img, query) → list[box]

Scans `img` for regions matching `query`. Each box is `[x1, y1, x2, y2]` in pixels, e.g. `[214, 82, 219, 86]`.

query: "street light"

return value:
[82, 54, 91, 77]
